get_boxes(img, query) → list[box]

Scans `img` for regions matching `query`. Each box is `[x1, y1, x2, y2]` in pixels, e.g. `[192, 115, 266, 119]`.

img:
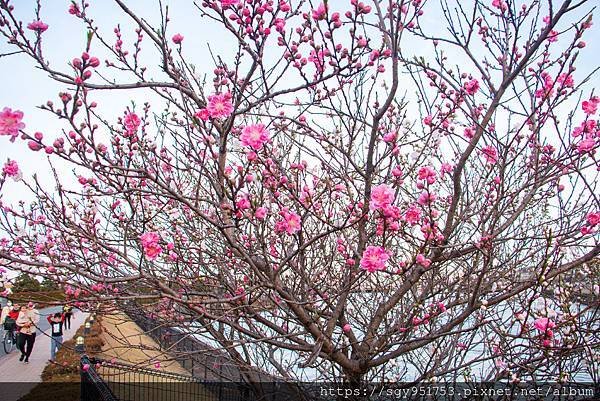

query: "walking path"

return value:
[0, 309, 88, 401]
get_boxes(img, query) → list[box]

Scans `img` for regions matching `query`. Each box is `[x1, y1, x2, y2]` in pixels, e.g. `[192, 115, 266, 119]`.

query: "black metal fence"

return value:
[80, 355, 302, 401]
[79, 302, 300, 401]
[120, 302, 273, 383]
[81, 355, 239, 401]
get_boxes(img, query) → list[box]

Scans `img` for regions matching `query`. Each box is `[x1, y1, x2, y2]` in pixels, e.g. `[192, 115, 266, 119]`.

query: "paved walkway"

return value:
[0, 309, 88, 401]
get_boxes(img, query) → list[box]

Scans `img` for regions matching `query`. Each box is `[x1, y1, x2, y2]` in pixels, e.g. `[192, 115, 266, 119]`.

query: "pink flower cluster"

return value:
[139, 231, 163, 260]
[206, 92, 234, 119]
[481, 145, 498, 164]
[27, 20, 49, 32]
[534, 72, 554, 99]
[403, 204, 421, 226]
[572, 117, 599, 154]
[124, 112, 141, 135]
[240, 124, 270, 150]
[220, 0, 239, 8]
[464, 78, 480, 95]
[2, 160, 20, 179]
[275, 209, 301, 235]
[417, 166, 436, 185]
[582, 96, 599, 115]
[311, 2, 327, 20]
[491, 0, 507, 13]
[172, 33, 184, 44]
[0, 107, 25, 140]
[533, 317, 556, 347]
[581, 211, 599, 235]
[360, 246, 390, 273]
[370, 184, 395, 210]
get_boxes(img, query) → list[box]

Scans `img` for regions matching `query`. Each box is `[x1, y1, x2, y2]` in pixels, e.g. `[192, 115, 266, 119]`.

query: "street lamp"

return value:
[75, 336, 85, 353]
[84, 321, 91, 335]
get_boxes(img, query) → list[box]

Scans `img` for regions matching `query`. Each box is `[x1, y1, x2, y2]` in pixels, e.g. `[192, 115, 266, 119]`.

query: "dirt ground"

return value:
[97, 311, 191, 376]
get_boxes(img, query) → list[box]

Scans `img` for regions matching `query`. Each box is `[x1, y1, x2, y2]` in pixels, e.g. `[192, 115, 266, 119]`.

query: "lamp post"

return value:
[75, 336, 85, 353]
[84, 321, 91, 335]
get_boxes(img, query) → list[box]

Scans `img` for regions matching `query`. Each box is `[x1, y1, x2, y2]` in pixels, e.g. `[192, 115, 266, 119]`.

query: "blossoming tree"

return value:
[0, 0, 599, 386]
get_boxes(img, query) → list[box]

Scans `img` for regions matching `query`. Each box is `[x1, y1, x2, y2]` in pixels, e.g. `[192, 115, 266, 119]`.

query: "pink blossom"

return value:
[140, 231, 163, 261]
[68, 3, 81, 16]
[417, 191, 436, 206]
[311, 3, 327, 20]
[440, 163, 453, 175]
[195, 109, 210, 121]
[547, 30, 558, 43]
[481, 146, 498, 164]
[140, 231, 160, 247]
[586, 212, 599, 226]
[2, 160, 19, 178]
[533, 317, 556, 333]
[207, 92, 234, 119]
[240, 124, 270, 150]
[144, 243, 162, 260]
[220, 0, 239, 7]
[556, 73, 574, 88]
[124, 113, 141, 134]
[535, 73, 555, 99]
[342, 324, 351, 333]
[572, 120, 597, 138]
[582, 96, 599, 115]
[28, 141, 42, 151]
[577, 137, 596, 154]
[416, 254, 431, 268]
[360, 246, 390, 273]
[236, 196, 251, 210]
[382, 131, 397, 143]
[403, 205, 421, 226]
[0, 108, 25, 139]
[82, 364, 90, 372]
[491, 0, 507, 13]
[27, 20, 49, 32]
[172, 34, 184, 44]
[370, 184, 395, 210]
[255, 207, 268, 220]
[417, 166, 436, 184]
[464, 78, 480, 95]
[276, 210, 301, 235]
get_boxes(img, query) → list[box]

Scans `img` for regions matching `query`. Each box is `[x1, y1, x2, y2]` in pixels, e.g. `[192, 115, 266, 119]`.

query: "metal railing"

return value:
[120, 302, 273, 383]
[81, 355, 227, 401]
[80, 355, 119, 401]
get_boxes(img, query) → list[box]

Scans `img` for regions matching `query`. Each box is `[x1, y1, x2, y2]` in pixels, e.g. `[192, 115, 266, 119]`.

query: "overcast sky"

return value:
[0, 0, 598, 205]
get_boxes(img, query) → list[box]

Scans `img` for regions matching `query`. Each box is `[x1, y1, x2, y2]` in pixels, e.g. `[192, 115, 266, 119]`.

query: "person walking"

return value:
[47, 312, 64, 361]
[62, 305, 73, 330]
[16, 302, 39, 363]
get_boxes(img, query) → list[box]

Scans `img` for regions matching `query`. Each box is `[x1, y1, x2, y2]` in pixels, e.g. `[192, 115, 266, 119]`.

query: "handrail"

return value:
[87, 356, 201, 382]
